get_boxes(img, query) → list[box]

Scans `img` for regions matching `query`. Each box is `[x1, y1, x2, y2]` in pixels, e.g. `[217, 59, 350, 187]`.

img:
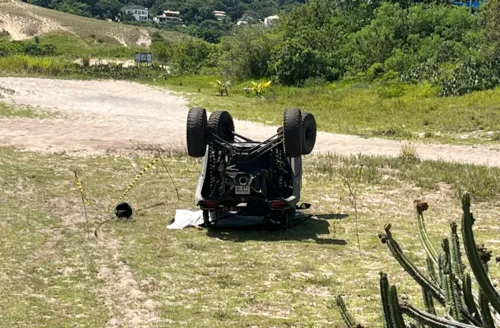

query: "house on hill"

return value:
[237, 15, 255, 26]
[153, 10, 183, 24]
[121, 5, 149, 21]
[264, 14, 279, 27]
[212, 10, 227, 21]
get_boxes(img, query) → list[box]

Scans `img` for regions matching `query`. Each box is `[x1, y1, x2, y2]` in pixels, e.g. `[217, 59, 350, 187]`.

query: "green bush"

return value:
[366, 63, 385, 81]
[169, 39, 212, 75]
[440, 56, 500, 96]
[217, 26, 279, 80]
[481, 0, 500, 53]
[270, 37, 336, 86]
[0, 40, 56, 57]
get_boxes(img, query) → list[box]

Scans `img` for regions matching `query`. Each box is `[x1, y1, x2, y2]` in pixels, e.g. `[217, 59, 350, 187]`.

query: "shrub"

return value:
[169, 39, 212, 75]
[218, 26, 278, 80]
[270, 38, 335, 86]
[440, 56, 500, 96]
[366, 63, 385, 81]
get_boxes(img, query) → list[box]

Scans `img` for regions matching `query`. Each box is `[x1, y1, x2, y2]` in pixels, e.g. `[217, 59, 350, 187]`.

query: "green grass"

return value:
[155, 75, 500, 145]
[37, 33, 146, 58]
[1, 146, 500, 327]
[0, 101, 59, 118]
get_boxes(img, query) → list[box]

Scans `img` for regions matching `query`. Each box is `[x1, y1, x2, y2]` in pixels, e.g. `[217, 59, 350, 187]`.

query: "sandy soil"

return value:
[1, 77, 500, 167]
[0, 4, 71, 40]
[0, 1, 152, 46]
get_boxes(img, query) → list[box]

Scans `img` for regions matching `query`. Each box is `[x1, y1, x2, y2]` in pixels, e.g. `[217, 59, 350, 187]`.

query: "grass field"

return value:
[0, 1, 188, 48]
[1, 145, 499, 327]
[157, 75, 500, 145]
[0, 101, 60, 118]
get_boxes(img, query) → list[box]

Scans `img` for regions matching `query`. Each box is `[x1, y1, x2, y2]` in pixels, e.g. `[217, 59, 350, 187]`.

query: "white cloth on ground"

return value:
[167, 209, 273, 230]
[167, 209, 205, 230]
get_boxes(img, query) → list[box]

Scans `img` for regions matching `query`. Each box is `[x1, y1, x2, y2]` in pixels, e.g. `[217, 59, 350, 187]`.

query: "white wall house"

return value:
[121, 5, 149, 21]
[153, 10, 183, 24]
[213, 10, 227, 21]
[264, 15, 279, 27]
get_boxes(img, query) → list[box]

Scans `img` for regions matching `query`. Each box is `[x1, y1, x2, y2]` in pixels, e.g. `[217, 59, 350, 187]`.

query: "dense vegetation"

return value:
[142, 0, 500, 96]
[5, 0, 500, 96]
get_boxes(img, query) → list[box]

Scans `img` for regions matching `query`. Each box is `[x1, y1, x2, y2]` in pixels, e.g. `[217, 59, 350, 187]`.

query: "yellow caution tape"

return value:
[73, 170, 101, 212]
[113, 156, 160, 205]
[72, 155, 160, 214]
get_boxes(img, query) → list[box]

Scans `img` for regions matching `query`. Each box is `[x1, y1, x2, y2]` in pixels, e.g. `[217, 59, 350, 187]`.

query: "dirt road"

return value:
[1, 77, 499, 166]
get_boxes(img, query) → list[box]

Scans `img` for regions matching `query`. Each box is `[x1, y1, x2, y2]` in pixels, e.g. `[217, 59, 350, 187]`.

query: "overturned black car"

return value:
[186, 107, 317, 229]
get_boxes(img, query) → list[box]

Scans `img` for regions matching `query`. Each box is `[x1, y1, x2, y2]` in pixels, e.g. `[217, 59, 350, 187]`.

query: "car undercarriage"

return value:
[186, 107, 317, 229]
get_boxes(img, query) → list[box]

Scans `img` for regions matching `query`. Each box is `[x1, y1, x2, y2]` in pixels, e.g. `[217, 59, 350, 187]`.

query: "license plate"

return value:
[235, 186, 250, 195]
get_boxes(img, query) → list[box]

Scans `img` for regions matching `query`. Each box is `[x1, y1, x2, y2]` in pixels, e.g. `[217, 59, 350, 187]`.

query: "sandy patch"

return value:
[0, 1, 151, 46]
[0, 4, 70, 40]
[95, 238, 162, 327]
[1, 77, 500, 167]
[72, 58, 137, 68]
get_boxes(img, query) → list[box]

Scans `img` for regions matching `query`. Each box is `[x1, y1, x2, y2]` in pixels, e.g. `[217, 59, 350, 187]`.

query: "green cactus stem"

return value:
[400, 302, 480, 328]
[415, 202, 439, 268]
[463, 272, 481, 324]
[389, 285, 406, 328]
[441, 238, 464, 321]
[479, 290, 496, 328]
[450, 222, 465, 282]
[427, 256, 439, 285]
[442, 238, 452, 274]
[443, 272, 463, 321]
[380, 272, 394, 328]
[460, 191, 500, 315]
[422, 287, 437, 316]
[438, 253, 445, 290]
[381, 226, 445, 304]
[335, 295, 360, 328]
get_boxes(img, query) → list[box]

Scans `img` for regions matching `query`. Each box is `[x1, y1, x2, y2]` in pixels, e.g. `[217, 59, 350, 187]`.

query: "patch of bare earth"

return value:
[0, 77, 500, 167]
[94, 238, 162, 327]
[0, 2, 72, 40]
[0, 1, 151, 46]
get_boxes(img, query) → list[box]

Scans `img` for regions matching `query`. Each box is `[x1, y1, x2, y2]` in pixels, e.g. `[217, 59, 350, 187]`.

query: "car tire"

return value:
[283, 108, 303, 157]
[208, 110, 235, 142]
[301, 112, 317, 155]
[186, 107, 207, 157]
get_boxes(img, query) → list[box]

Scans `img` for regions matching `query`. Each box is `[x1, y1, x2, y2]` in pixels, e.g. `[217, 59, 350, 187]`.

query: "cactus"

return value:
[443, 272, 463, 321]
[479, 290, 495, 328]
[400, 302, 480, 328]
[460, 192, 500, 315]
[441, 238, 464, 321]
[336, 191, 500, 328]
[380, 272, 394, 328]
[450, 222, 465, 282]
[426, 256, 439, 285]
[422, 287, 437, 315]
[379, 226, 445, 304]
[415, 201, 438, 268]
[335, 295, 362, 328]
[438, 253, 445, 290]
[389, 285, 406, 328]
[463, 272, 482, 324]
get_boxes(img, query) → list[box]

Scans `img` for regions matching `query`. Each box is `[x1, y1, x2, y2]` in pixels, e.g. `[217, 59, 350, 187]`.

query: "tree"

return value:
[481, 0, 500, 53]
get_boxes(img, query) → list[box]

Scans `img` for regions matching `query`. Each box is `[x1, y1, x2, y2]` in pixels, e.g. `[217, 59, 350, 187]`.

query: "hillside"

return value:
[20, 0, 305, 23]
[0, 0, 189, 47]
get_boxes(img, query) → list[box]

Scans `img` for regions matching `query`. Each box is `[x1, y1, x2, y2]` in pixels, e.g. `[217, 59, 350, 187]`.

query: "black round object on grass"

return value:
[115, 202, 133, 220]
